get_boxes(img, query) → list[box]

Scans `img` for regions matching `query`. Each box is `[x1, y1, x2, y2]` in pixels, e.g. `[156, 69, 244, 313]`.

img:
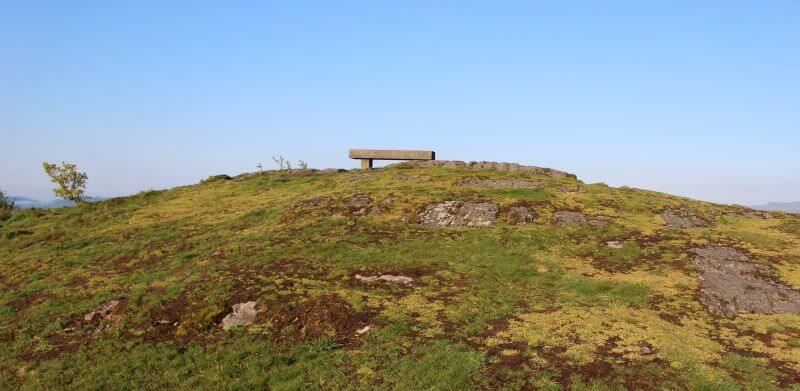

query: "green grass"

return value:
[2, 166, 800, 389]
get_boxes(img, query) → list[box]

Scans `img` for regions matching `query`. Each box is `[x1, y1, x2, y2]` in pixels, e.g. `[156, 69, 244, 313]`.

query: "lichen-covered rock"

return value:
[459, 179, 540, 189]
[343, 194, 377, 216]
[553, 211, 587, 227]
[508, 207, 537, 225]
[418, 201, 499, 227]
[345, 195, 372, 209]
[692, 246, 800, 318]
[221, 302, 258, 330]
[355, 274, 414, 284]
[606, 241, 624, 249]
[661, 209, 710, 228]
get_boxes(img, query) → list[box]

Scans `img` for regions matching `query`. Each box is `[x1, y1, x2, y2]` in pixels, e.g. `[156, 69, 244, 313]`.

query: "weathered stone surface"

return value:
[355, 274, 414, 284]
[661, 209, 710, 228]
[390, 160, 576, 179]
[553, 211, 587, 227]
[606, 241, 625, 249]
[316, 168, 348, 175]
[221, 302, 258, 330]
[692, 246, 800, 318]
[727, 205, 775, 219]
[345, 195, 372, 209]
[459, 179, 540, 189]
[301, 196, 332, 209]
[508, 207, 537, 225]
[418, 201, 499, 227]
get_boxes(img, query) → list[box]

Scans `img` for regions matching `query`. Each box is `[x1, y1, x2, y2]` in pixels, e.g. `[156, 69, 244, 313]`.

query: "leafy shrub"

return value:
[43, 161, 88, 204]
[0, 188, 14, 220]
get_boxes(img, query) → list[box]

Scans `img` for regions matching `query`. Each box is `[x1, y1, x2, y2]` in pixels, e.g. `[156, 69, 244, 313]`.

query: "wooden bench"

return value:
[349, 149, 436, 169]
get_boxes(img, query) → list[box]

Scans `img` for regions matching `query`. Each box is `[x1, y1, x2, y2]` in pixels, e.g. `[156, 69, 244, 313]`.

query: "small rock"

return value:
[355, 274, 414, 284]
[606, 241, 624, 249]
[553, 211, 586, 227]
[378, 274, 414, 284]
[508, 207, 537, 225]
[354, 274, 379, 282]
[356, 325, 371, 335]
[221, 301, 258, 330]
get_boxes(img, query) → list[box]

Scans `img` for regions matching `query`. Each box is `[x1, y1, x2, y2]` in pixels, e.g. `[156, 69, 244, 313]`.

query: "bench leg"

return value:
[360, 159, 373, 169]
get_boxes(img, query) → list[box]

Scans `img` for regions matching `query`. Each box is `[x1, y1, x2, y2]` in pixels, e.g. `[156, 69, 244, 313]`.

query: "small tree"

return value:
[43, 162, 88, 204]
[0, 188, 14, 210]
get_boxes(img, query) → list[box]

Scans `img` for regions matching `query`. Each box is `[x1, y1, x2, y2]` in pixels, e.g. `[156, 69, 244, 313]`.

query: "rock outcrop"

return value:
[553, 211, 586, 227]
[661, 209, 710, 228]
[391, 160, 576, 179]
[419, 201, 499, 227]
[508, 206, 537, 225]
[221, 302, 258, 330]
[692, 246, 800, 318]
[459, 179, 541, 189]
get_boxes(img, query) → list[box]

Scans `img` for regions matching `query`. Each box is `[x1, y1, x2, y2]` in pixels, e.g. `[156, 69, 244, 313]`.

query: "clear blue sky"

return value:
[2, 1, 798, 205]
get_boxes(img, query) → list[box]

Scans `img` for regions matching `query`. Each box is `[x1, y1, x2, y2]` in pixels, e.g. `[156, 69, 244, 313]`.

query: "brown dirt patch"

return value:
[265, 294, 374, 344]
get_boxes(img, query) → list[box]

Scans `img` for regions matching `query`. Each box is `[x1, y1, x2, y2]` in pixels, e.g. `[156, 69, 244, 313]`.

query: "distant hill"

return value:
[751, 201, 800, 213]
[10, 196, 106, 209]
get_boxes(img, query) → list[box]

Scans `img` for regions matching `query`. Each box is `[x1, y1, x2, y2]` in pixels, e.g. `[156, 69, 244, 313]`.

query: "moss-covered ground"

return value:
[2, 165, 800, 390]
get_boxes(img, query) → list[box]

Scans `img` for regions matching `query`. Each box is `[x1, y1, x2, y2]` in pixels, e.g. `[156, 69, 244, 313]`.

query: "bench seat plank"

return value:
[348, 149, 435, 161]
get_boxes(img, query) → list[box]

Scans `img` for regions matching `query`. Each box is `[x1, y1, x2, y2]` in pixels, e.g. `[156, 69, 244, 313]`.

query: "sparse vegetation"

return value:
[42, 161, 88, 204]
[2, 164, 800, 389]
[272, 156, 292, 170]
[0, 188, 14, 220]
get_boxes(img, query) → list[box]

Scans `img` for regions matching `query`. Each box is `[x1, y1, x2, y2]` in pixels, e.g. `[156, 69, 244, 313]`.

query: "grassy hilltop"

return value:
[2, 162, 800, 390]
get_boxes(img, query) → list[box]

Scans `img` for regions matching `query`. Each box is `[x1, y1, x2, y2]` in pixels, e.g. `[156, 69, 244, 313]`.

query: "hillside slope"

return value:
[2, 162, 800, 390]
